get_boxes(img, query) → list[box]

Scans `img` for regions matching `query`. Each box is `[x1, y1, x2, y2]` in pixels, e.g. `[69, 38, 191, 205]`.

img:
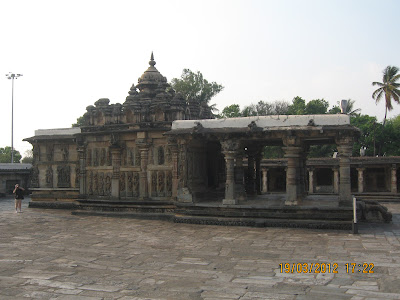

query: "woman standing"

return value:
[13, 184, 25, 213]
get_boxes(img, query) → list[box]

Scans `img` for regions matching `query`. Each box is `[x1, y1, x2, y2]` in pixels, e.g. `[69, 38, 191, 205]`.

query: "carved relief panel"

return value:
[57, 165, 70, 188]
[45, 166, 53, 188]
[87, 149, 92, 166]
[31, 166, 39, 188]
[88, 171, 93, 195]
[46, 145, 54, 161]
[105, 173, 112, 196]
[75, 166, 80, 187]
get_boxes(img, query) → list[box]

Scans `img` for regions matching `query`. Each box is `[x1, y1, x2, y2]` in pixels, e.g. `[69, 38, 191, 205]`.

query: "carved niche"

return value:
[93, 149, 99, 167]
[127, 172, 133, 192]
[87, 149, 92, 166]
[120, 172, 126, 192]
[158, 146, 165, 165]
[33, 144, 40, 163]
[133, 172, 139, 196]
[99, 172, 104, 196]
[151, 172, 157, 197]
[158, 171, 165, 196]
[45, 166, 53, 188]
[31, 166, 39, 188]
[75, 166, 80, 187]
[100, 148, 106, 166]
[46, 145, 54, 161]
[134, 148, 140, 166]
[88, 171, 93, 195]
[57, 165, 70, 188]
[93, 172, 98, 195]
[105, 173, 111, 196]
[166, 171, 172, 196]
[61, 146, 69, 162]
[106, 149, 112, 166]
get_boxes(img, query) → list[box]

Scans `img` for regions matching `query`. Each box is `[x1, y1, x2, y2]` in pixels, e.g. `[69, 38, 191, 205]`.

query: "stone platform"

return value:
[29, 195, 355, 230]
[2, 196, 400, 299]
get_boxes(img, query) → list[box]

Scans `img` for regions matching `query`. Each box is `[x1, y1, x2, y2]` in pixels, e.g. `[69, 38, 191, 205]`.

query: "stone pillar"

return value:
[391, 164, 397, 194]
[283, 146, 302, 205]
[168, 138, 179, 199]
[110, 146, 121, 199]
[337, 142, 353, 206]
[357, 167, 365, 193]
[255, 152, 262, 195]
[77, 146, 86, 196]
[221, 140, 240, 205]
[246, 153, 256, 195]
[262, 168, 268, 194]
[308, 168, 314, 194]
[223, 151, 236, 205]
[235, 152, 246, 201]
[138, 145, 150, 199]
[333, 167, 339, 194]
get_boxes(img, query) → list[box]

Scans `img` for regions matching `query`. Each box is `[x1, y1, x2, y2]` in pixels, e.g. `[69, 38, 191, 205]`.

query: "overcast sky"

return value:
[0, 0, 399, 158]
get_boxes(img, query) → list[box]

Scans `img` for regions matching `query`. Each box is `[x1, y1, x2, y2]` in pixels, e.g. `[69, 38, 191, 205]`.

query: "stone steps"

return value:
[174, 204, 353, 229]
[354, 193, 400, 202]
[173, 215, 352, 230]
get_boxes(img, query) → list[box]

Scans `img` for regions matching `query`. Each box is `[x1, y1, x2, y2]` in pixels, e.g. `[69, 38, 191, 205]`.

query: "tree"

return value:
[220, 104, 242, 118]
[21, 149, 33, 164]
[72, 115, 85, 127]
[0, 147, 22, 163]
[372, 65, 400, 126]
[329, 99, 359, 115]
[304, 99, 329, 114]
[170, 69, 224, 105]
[241, 100, 289, 117]
[287, 96, 306, 115]
[351, 114, 380, 156]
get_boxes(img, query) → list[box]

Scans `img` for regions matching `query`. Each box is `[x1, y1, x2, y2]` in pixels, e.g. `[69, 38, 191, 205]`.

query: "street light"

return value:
[5, 72, 23, 164]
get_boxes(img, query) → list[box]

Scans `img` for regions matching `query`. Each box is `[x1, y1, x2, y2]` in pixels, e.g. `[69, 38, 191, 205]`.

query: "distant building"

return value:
[0, 163, 31, 196]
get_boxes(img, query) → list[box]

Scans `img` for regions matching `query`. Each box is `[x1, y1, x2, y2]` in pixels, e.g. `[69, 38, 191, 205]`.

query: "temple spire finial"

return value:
[149, 52, 156, 67]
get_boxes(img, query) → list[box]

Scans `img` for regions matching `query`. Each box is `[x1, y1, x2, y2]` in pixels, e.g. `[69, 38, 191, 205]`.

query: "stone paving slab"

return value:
[1, 196, 400, 299]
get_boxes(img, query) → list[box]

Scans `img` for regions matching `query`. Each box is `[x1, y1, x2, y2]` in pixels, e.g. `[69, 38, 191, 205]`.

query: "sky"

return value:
[0, 0, 399, 158]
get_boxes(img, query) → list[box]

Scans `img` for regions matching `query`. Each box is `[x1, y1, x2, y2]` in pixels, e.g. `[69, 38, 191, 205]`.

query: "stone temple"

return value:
[24, 54, 392, 229]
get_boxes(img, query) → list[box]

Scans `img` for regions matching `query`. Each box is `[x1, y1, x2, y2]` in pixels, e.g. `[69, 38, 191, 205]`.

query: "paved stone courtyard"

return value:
[1, 197, 400, 299]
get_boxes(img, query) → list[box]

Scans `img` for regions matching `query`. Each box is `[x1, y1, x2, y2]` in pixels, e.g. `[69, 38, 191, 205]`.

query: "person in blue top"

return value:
[13, 184, 25, 213]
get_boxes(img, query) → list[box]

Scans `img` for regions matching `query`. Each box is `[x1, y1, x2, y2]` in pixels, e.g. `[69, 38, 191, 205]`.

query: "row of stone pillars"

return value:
[220, 138, 354, 207]
[356, 165, 398, 193]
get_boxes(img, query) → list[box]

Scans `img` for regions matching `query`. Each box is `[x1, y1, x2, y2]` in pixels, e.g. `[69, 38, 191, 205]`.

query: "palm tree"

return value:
[372, 65, 400, 126]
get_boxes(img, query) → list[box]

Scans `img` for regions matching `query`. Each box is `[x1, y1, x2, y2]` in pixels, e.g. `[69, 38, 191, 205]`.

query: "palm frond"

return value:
[372, 81, 384, 87]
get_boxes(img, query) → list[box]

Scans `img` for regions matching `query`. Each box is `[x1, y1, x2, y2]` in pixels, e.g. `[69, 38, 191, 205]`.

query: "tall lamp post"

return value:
[5, 72, 23, 164]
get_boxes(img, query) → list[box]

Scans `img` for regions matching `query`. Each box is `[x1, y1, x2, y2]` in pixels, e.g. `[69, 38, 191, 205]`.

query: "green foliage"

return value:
[304, 99, 329, 114]
[263, 146, 284, 159]
[220, 104, 242, 118]
[351, 114, 380, 156]
[171, 69, 224, 105]
[328, 106, 341, 114]
[72, 115, 85, 127]
[379, 117, 400, 156]
[21, 149, 33, 164]
[0, 146, 22, 163]
[242, 100, 289, 117]
[287, 96, 306, 115]
[372, 65, 400, 125]
[307, 145, 336, 158]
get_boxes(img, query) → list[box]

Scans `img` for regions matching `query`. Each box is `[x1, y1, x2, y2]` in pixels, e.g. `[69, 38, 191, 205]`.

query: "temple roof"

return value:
[136, 52, 168, 92]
